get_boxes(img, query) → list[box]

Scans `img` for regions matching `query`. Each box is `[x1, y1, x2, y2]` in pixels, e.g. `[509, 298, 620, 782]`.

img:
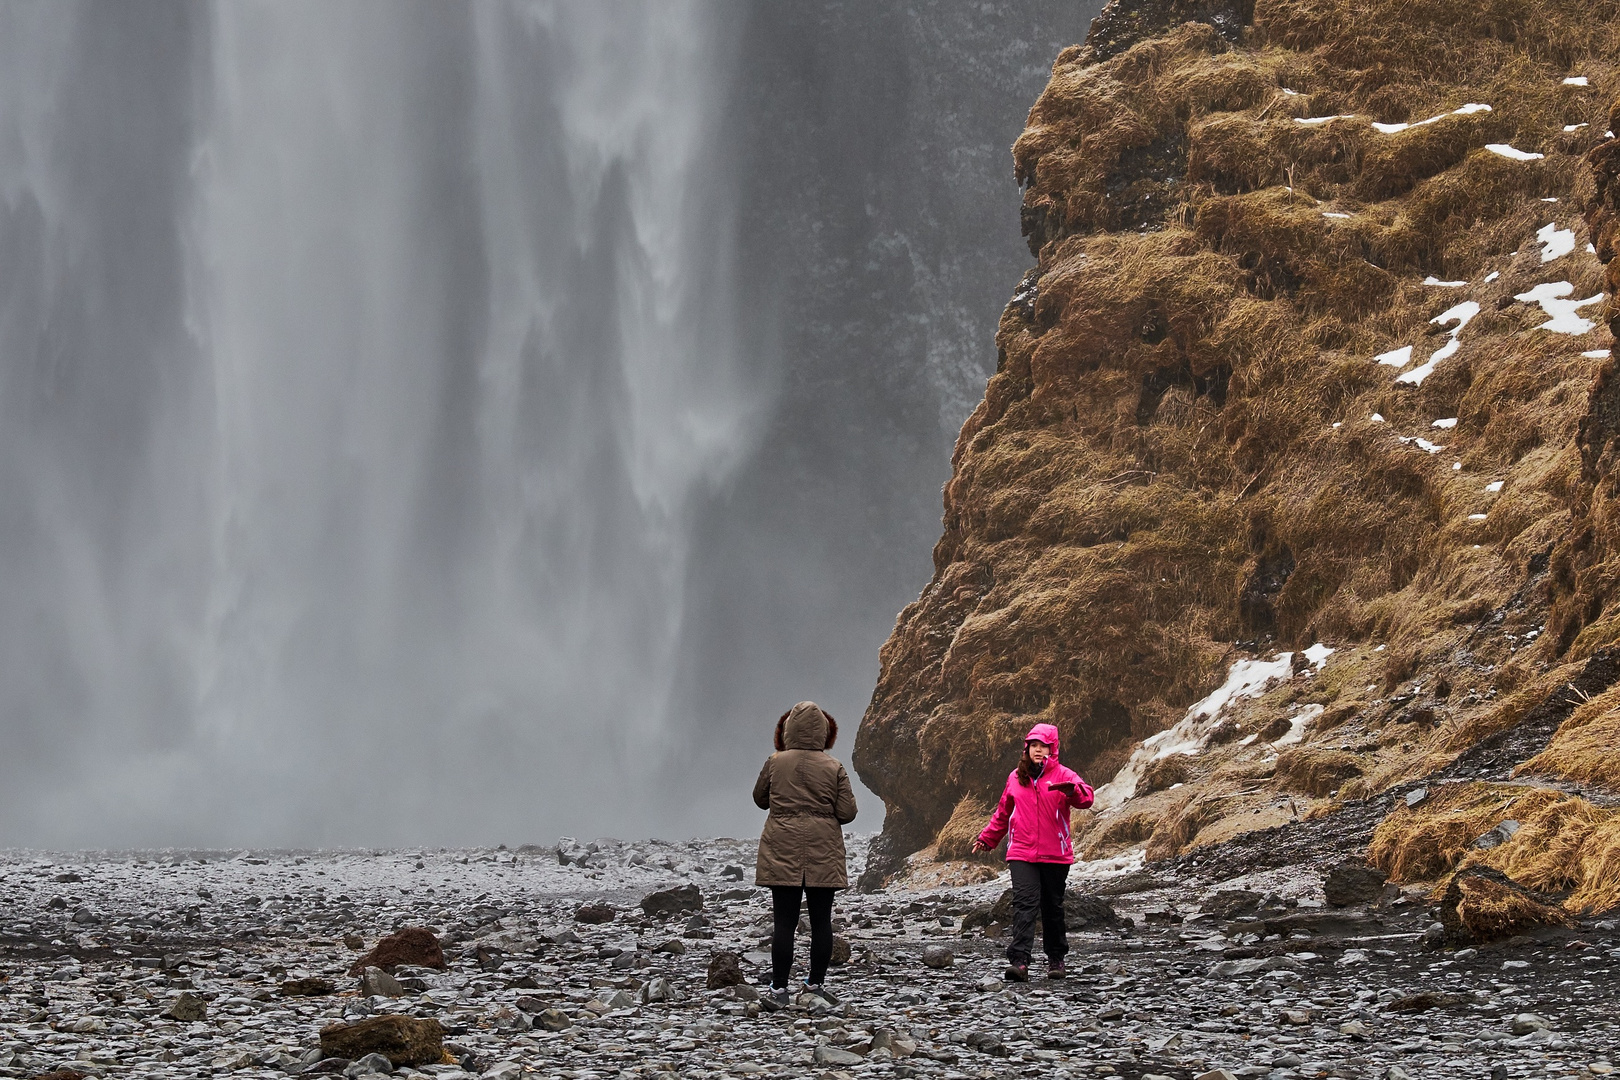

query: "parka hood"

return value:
[783, 701, 831, 750]
[1025, 722, 1061, 760]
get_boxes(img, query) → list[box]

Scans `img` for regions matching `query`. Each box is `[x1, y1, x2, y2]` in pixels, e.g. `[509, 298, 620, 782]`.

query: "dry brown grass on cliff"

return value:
[1519, 684, 1620, 789]
[1274, 746, 1366, 796]
[854, 0, 1620, 880]
[935, 794, 998, 861]
[1369, 781, 1620, 912]
[1366, 781, 1562, 882]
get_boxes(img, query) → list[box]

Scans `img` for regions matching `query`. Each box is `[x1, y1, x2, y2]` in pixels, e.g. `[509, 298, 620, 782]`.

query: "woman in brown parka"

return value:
[753, 701, 857, 1009]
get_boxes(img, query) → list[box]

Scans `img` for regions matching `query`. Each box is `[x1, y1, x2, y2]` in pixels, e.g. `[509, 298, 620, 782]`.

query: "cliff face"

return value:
[854, 0, 1619, 887]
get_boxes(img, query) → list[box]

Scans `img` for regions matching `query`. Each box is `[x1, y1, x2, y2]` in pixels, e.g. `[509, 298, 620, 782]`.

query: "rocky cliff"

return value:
[854, 0, 1620, 900]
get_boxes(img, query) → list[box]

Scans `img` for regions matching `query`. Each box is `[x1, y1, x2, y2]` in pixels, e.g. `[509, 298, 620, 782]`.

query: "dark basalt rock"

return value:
[640, 884, 702, 918]
[1324, 860, 1387, 907]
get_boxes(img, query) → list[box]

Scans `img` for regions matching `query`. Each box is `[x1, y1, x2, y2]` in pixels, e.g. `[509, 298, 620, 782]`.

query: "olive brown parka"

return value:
[753, 701, 858, 888]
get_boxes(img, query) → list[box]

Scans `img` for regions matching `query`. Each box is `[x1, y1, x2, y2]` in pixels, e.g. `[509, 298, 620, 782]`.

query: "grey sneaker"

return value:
[759, 986, 792, 1012]
[1004, 963, 1029, 982]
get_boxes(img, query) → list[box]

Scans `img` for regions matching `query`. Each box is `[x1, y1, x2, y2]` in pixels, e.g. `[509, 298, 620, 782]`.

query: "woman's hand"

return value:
[970, 839, 989, 854]
[1049, 781, 1077, 796]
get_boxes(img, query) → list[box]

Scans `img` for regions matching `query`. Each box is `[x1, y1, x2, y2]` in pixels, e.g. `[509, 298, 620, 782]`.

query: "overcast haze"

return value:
[0, 0, 1091, 848]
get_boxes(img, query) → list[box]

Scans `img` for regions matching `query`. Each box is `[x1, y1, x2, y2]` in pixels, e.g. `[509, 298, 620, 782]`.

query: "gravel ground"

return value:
[3, 838, 1617, 1080]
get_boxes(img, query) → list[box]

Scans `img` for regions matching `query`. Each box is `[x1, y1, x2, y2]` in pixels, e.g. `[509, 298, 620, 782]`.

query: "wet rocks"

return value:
[1323, 860, 1387, 907]
[813, 1044, 864, 1066]
[346, 927, 445, 975]
[319, 1015, 447, 1067]
[640, 884, 702, 917]
[921, 945, 954, 968]
[535, 1008, 572, 1032]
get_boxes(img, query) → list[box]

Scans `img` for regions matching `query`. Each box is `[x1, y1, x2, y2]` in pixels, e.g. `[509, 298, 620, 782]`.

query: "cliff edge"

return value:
[855, 0, 1620, 900]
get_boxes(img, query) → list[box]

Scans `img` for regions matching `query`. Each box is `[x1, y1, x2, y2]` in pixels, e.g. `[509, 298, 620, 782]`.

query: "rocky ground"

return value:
[2, 837, 1617, 1080]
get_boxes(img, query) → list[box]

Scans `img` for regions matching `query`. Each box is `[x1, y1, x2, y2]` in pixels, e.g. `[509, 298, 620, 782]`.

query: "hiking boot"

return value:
[759, 986, 792, 1012]
[1004, 963, 1029, 982]
[804, 982, 841, 1006]
[1046, 960, 1067, 979]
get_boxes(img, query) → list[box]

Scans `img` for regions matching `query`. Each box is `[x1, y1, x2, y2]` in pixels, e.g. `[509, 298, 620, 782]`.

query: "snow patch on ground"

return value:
[1536, 222, 1576, 263]
[1432, 417, 1458, 429]
[1397, 301, 1479, 385]
[1484, 143, 1543, 161]
[1271, 704, 1325, 747]
[1095, 650, 1331, 811]
[1375, 346, 1412, 367]
[1516, 281, 1603, 335]
[1371, 103, 1490, 134]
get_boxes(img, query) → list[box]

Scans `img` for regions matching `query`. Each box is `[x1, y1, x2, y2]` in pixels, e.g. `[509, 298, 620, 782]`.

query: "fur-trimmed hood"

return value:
[775, 701, 838, 751]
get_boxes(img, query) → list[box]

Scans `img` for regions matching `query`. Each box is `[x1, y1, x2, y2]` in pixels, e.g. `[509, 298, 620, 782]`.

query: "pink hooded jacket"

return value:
[976, 723, 1095, 864]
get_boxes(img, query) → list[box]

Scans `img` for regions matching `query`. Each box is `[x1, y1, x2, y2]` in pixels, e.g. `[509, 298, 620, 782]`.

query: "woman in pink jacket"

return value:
[971, 723, 1095, 981]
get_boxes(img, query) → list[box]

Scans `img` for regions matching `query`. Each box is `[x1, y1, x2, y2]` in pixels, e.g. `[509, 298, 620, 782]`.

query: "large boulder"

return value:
[1436, 866, 1568, 945]
[346, 928, 445, 976]
[1324, 861, 1387, 907]
[640, 885, 702, 918]
[319, 1015, 446, 1067]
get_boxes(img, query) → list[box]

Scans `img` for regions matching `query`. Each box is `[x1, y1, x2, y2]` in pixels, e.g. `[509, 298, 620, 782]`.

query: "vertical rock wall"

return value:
[855, 0, 1620, 885]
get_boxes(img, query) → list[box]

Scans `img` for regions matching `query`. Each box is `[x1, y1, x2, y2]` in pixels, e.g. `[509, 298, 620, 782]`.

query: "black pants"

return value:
[771, 885, 835, 989]
[1007, 860, 1069, 966]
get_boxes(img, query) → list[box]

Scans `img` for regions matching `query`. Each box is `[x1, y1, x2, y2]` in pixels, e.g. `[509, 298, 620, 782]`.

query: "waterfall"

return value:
[0, 1, 752, 846]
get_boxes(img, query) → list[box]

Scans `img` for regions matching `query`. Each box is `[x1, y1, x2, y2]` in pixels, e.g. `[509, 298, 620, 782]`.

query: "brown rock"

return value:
[32, 1071, 88, 1080]
[319, 1015, 447, 1067]
[705, 950, 745, 989]
[830, 934, 851, 966]
[346, 927, 445, 976]
[574, 903, 616, 925]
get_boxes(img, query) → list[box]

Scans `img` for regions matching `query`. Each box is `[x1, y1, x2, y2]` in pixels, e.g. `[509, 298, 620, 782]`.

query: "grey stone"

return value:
[640, 884, 702, 917]
[163, 992, 207, 1022]
[360, 967, 404, 998]
[921, 945, 954, 968]
[640, 977, 675, 1004]
[813, 1045, 865, 1066]
[535, 1009, 571, 1032]
[1510, 1012, 1549, 1034]
[344, 1054, 395, 1077]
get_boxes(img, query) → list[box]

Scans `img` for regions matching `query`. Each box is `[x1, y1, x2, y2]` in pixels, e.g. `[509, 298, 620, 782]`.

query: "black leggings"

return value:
[1007, 860, 1070, 966]
[770, 885, 835, 989]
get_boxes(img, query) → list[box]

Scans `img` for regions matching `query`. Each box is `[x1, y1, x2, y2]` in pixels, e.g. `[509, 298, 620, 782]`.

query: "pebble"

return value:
[1, 840, 1615, 1080]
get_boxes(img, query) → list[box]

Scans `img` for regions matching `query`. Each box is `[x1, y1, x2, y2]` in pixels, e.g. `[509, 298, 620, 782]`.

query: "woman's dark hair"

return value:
[774, 708, 838, 752]
[1015, 742, 1042, 787]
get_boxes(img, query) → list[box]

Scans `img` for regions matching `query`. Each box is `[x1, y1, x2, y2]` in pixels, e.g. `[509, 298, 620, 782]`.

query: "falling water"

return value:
[0, 1, 752, 846]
